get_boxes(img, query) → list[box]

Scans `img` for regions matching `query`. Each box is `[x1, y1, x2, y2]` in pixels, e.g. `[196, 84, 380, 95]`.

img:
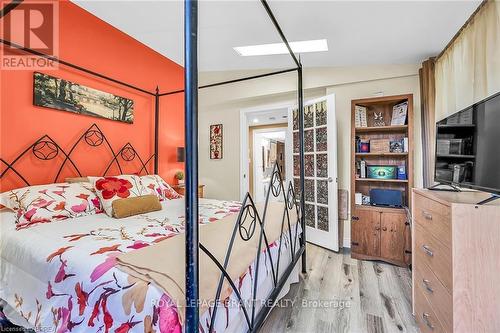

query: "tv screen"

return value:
[434, 92, 500, 194]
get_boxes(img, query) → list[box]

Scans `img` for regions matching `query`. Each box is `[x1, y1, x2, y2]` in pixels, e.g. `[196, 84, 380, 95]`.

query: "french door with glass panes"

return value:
[289, 94, 338, 251]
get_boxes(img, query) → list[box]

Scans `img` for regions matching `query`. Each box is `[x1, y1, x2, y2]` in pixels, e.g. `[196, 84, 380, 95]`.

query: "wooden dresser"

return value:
[412, 189, 500, 333]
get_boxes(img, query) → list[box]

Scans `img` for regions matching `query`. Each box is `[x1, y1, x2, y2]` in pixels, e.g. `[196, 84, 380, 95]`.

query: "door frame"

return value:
[289, 94, 339, 251]
[239, 102, 294, 201]
[249, 124, 288, 199]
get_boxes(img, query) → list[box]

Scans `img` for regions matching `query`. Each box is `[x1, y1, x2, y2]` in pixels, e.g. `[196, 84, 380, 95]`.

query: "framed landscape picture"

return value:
[210, 124, 223, 159]
[34, 72, 134, 123]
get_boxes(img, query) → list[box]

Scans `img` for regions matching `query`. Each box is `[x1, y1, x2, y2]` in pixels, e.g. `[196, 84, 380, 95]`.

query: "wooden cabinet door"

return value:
[380, 212, 406, 264]
[351, 209, 380, 257]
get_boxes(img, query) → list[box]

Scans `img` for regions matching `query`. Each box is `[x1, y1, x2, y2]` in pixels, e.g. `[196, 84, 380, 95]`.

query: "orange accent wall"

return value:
[0, 1, 184, 191]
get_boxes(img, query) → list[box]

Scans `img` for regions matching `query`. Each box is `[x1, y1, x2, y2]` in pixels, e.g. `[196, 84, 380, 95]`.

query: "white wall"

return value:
[199, 65, 423, 247]
[199, 101, 242, 200]
[199, 64, 418, 106]
[199, 90, 325, 200]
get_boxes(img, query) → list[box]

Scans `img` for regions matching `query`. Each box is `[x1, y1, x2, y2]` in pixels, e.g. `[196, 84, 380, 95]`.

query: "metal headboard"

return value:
[0, 123, 155, 187]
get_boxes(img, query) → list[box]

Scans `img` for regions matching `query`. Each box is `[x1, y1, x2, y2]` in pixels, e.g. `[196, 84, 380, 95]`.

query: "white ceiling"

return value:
[73, 0, 480, 71]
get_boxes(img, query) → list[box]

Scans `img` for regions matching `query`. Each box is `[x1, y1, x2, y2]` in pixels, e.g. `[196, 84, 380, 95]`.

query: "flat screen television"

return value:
[434, 91, 500, 194]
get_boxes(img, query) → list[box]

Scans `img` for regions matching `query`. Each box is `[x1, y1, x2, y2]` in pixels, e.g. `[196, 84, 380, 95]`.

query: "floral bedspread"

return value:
[0, 198, 239, 333]
[0, 198, 300, 333]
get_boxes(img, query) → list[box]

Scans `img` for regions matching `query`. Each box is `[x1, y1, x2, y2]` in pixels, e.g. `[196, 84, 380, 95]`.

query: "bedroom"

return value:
[1, 1, 499, 332]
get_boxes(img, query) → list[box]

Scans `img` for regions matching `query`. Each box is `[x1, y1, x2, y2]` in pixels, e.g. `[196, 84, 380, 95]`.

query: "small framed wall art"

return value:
[210, 124, 223, 159]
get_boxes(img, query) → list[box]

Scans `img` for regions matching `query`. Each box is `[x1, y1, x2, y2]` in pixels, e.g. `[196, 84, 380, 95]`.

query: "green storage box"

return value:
[367, 165, 397, 179]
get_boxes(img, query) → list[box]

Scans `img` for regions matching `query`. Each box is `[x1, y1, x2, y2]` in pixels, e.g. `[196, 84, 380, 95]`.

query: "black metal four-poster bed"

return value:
[0, 0, 306, 332]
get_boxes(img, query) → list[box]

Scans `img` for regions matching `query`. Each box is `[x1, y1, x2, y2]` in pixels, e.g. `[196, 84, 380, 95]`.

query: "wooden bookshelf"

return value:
[350, 94, 414, 267]
[354, 204, 404, 214]
[355, 178, 408, 183]
[355, 152, 408, 157]
[355, 125, 408, 133]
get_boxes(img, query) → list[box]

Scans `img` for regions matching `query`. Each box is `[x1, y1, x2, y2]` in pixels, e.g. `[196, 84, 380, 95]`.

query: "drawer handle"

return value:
[422, 313, 435, 329]
[422, 245, 434, 257]
[422, 211, 433, 220]
[422, 279, 434, 293]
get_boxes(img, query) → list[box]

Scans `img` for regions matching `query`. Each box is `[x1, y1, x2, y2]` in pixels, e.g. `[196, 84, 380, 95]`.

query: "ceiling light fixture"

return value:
[234, 39, 328, 57]
[253, 118, 259, 123]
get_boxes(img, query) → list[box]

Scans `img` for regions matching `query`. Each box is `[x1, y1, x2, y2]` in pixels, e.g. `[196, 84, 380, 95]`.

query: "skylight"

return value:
[234, 39, 328, 56]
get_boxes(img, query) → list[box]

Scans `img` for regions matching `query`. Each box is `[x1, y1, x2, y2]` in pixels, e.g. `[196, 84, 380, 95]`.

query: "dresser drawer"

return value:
[415, 280, 448, 333]
[414, 223, 452, 291]
[414, 193, 451, 248]
[414, 261, 453, 331]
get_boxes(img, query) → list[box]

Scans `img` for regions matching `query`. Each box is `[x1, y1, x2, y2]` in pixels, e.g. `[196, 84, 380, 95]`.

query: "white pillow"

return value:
[140, 174, 182, 201]
[0, 182, 102, 230]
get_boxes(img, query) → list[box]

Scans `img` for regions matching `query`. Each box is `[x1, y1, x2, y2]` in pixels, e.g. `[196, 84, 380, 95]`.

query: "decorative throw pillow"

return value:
[0, 190, 19, 211]
[112, 195, 162, 218]
[0, 182, 103, 230]
[89, 175, 148, 216]
[140, 174, 182, 200]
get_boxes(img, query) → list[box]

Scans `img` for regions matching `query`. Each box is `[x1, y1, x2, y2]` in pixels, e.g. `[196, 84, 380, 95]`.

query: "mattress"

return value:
[0, 197, 300, 333]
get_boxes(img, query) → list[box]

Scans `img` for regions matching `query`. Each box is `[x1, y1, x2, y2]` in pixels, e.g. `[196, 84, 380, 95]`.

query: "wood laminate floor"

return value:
[260, 244, 419, 333]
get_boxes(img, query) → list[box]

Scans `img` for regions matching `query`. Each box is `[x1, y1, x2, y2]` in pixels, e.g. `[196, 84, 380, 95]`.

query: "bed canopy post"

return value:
[184, 0, 200, 331]
[154, 86, 160, 174]
[297, 64, 306, 274]
[261, 0, 306, 274]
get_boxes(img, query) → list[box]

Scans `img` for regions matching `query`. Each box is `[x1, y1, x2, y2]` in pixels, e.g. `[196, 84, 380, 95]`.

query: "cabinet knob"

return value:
[422, 313, 435, 329]
[375, 226, 380, 231]
[422, 245, 434, 257]
[422, 279, 434, 293]
[382, 227, 387, 231]
[422, 211, 433, 220]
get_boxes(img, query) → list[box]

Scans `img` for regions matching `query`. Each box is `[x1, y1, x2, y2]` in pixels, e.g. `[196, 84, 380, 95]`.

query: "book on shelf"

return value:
[398, 165, 407, 180]
[391, 101, 408, 125]
[389, 139, 404, 153]
[355, 105, 367, 127]
[403, 137, 409, 152]
[360, 160, 366, 178]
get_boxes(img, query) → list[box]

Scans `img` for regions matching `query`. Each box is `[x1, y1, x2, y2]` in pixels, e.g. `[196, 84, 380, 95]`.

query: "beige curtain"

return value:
[435, 0, 500, 121]
[419, 59, 436, 187]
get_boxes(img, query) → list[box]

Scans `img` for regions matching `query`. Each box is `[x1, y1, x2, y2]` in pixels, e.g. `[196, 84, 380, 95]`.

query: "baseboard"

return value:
[342, 237, 351, 248]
